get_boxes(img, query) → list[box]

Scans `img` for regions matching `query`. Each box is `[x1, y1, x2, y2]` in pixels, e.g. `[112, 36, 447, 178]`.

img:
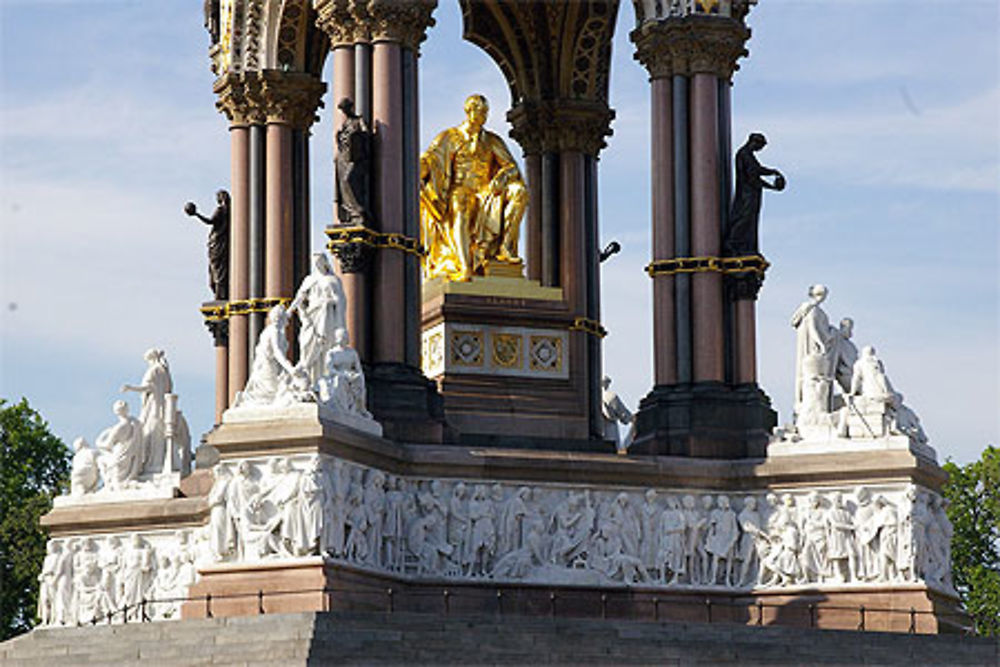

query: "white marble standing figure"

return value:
[874, 496, 900, 581]
[122, 534, 154, 620]
[383, 476, 406, 570]
[465, 484, 497, 577]
[344, 486, 370, 563]
[499, 486, 531, 555]
[736, 496, 765, 587]
[235, 305, 296, 407]
[681, 495, 704, 584]
[73, 538, 102, 624]
[99, 536, 124, 616]
[829, 317, 858, 394]
[448, 483, 470, 569]
[95, 400, 144, 490]
[601, 376, 635, 453]
[799, 493, 829, 583]
[289, 253, 347, 386]
[364, 471, 387, 567]
[38, 541, 60, 625]
[327, 461, 350, 556]
[854, 487, 879, 581]
[825, 492, 857, 582]
[70, 437, 99, 495]
[640, 489, 660, 573]
[121, 348, 172, 475]
[298, 458, 329, 557]
[790, 284, 832, 417]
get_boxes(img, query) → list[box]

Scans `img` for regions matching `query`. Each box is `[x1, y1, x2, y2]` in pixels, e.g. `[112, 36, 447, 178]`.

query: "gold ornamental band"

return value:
[644, 255, 769, 278]
[570, 317, 608, 339]
[200, 297, 293, 321]
[325, 226, 424, 257]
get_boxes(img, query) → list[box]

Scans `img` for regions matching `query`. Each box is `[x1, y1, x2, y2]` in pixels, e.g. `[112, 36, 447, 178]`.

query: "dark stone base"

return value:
[455, 432, 615, 453]
[631, 382, 776, 459]
[367, 362, 451, 444]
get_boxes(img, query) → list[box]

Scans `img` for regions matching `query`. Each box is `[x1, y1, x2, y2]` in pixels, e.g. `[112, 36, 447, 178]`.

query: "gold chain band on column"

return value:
[644, 255, 769, 277]
[200, 297, 293, 321]
[570, 317, 608, 339]
[325, 225, 424, 257]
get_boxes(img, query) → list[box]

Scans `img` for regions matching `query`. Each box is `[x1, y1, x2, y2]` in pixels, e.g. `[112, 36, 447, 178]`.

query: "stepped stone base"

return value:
[3, 610, 997, 666]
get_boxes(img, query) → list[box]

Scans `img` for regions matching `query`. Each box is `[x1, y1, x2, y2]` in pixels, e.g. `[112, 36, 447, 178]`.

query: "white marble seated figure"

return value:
[234, 305, 298, 408]
[316, 328, 371, 419]
[70, 437, 100, 495]
[847, 346, 928, 445]
[95, 400, 145, 490]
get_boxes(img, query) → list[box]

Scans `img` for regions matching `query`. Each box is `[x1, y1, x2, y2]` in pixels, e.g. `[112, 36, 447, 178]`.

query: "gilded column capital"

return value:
[631, 16, 750, 80]
[257, 70, 327, 129]
[213, 72, 266, 126]
[508, 100, 615, 157]
[315, 0, 437, 51]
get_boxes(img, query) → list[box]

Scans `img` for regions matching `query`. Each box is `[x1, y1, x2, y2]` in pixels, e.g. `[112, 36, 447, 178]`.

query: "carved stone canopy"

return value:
[508, 99, 615, 157]
[214, 70, 327, 129]
[631, 15, 751, 80]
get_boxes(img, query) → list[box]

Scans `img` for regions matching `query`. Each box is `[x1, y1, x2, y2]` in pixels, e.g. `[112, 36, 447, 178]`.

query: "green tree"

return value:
[942, 445, 1000, 636]
[0, 398, 69, 640]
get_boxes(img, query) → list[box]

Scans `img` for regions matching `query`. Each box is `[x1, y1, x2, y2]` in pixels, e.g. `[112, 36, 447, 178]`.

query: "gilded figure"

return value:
[419, 94, 527, 281]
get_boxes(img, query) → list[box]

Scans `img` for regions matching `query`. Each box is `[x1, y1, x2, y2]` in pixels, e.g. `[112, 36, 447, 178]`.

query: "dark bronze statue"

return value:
[335, 98, 372, 226]
[204, 0, 221, 45]
[185, 190, 230, 301]
[724, 133, 785, 257]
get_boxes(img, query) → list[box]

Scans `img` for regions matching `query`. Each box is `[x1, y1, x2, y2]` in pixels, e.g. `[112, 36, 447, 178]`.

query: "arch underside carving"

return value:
[459, 0, 619, 107]
[217, 0, 328, 76]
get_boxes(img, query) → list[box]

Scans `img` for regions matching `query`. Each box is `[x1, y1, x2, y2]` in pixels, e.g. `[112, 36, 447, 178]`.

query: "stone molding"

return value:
[631, 16, 750, 80]
[315, 0, 437, 51]
[507, 100, 615, 157]
[214, 70, 326, 129]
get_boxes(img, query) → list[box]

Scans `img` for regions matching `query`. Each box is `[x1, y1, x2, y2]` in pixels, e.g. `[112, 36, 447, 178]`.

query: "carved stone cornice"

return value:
[214, 71, 326, 129]
[508, 100, 615, 157]
[315, 0, 437, 51]
[631, 15, 751, 80]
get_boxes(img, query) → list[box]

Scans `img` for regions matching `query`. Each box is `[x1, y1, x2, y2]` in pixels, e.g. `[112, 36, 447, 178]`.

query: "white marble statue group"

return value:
[37, 531, 197, 627]
[203, 455, 954, 593]
[230, 253, 372, 426]
[788, 284, 928, 446]
[67, 349, 191, 502]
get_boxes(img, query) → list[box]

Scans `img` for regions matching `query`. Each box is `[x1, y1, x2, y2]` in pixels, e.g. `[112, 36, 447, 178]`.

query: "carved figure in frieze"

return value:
[184, 189, 230, 300]
[854, 487, 879, 581]
[799, 492, 829, 584]
[121, 534, 154, 620]
[229, 461, 266, 560]
[658, 496, 687, 585]
[335, 98, 372, 226]
[296, 458, 328, 557]
[412, 491, 455, 575]
[736, 496, 765, 587]
[289, 253, 347, 387]
[208, 465, 235, 561]
[911, 491, 932, 582]
[874, 495, 900, 582]
[898, 487, 917, 582]
[73, 538, 102, 624]
[499, 486, 531, 555]
[706, 495, 739, 586]
[152, 553, 182, 620]
[825, 492, 857, 582]
[609, 492, 642, 559]
[766, 496, 803, 586]
[38, 541, 60, 625]
[344, 485, 370, 563]
[53, 539, 74, 626]
[551, 491, 595, 568]
[594, 518, 649, 585]
[448, 482, 470, 568]
[465, 484, 497, 577]
[640, 489, 661, 574]
[724, 133, 784, 257]
[327, 461, 350, 557]
[383, 476, 406, 571]
[363, 471, 387, 567]
[99, 536, 124, 614]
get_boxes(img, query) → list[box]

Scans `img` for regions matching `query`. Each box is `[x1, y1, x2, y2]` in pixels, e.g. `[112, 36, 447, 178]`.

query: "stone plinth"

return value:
[421, 276, 599, 447]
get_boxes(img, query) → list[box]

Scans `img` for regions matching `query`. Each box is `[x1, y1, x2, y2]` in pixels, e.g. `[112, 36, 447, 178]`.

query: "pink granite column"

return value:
[524, 153, 543, 282]
[265, 122, 294, 301]
[332, 45, 370, 360]
[689, 73, 724, 383]
[651, 76, 677, 385]
[735, 299, 756, 383]
[561, 151, 590, 437]
[215, 342, 228, 423]
[228, 125, 250, 403]
[372, 41, 405, 364]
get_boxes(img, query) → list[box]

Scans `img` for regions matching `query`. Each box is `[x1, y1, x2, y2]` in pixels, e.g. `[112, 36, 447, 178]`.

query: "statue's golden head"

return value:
[464, 94, 489, 127]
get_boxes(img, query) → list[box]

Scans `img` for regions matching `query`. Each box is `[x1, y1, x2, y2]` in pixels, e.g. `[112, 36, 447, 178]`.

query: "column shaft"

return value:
[524, 154, 542, 282]
[402, 47, 421, 368]
[265, 123, 294, 300]
[541, 152, 560, 287]
[372, 40, 405, 364]
[248, 124, 266, 355]
[672, 75, 692, 384]
[214, 341, 228, 423]
[651, 76, 677, 385]
[735, 299, 757, 383]
[228, 125, 250, 402]
[689, 73, 724, 383]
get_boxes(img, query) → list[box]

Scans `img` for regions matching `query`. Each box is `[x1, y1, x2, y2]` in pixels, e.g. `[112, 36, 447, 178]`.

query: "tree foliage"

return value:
[0, 398, 69, 640]
[942, 445, 1000, 636]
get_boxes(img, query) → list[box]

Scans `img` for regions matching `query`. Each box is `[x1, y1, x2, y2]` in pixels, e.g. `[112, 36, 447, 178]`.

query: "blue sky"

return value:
[1, 1, 997, 464]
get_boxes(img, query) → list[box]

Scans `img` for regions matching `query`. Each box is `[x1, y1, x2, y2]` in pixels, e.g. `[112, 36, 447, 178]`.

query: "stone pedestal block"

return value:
[631, 382, 777, 458]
